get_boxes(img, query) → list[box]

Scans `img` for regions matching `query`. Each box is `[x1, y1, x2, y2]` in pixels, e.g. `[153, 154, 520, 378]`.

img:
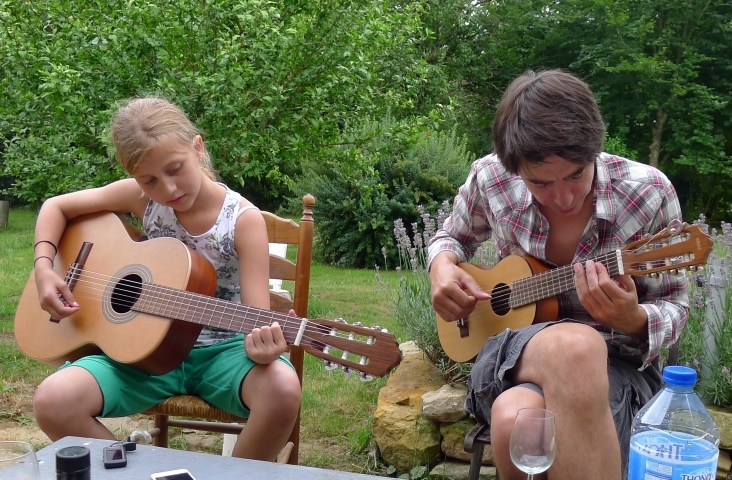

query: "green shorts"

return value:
[61, 334, 293, 418]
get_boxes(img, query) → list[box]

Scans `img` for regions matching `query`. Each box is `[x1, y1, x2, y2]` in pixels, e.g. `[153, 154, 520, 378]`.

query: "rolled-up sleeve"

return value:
[428, 161, 493, 269]
[637, 179, 690, 368]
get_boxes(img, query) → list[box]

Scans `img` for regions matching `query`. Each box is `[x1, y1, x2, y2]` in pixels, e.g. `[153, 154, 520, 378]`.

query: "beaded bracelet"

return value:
[34, 240, 58, 256]
[34, 256, 54, 268]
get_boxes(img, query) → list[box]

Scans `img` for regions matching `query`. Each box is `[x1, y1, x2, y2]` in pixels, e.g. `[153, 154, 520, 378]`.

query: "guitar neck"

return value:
[509, 250, 621, 308]
[133, 283, 303, 344]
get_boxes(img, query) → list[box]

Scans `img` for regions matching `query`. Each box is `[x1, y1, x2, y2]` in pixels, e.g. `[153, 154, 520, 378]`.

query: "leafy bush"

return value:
[679, 216, 732, 408]
[380, 202, 499, 384]
[301, 116, 472, 268]
[0, 0, 444, 209]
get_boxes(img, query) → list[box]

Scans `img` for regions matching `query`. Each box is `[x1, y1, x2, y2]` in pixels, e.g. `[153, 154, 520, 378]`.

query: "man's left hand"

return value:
[574, 260, 648, 337]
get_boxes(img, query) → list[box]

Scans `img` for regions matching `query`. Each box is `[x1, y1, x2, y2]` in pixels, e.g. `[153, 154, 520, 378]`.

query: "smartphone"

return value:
[150, 469, 197, 480]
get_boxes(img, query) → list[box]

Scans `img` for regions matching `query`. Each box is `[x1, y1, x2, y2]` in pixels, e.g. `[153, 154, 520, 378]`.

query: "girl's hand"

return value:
[245, 320, 290, 364]
[34, 264, 80, 320]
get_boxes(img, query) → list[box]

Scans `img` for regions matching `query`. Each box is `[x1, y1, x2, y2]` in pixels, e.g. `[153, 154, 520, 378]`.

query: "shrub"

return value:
[303, 116, 472, 268]
[679, 216, 732, 408]
[381, 202, 499, 384]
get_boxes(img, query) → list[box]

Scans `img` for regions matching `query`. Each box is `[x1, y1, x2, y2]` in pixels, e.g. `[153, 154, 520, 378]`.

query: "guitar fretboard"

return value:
[508, 251, 621, 308]
[132, 283, 301, 344]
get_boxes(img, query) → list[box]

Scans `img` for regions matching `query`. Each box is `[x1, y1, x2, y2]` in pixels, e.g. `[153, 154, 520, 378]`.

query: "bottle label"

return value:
[628, 430, 718, 480]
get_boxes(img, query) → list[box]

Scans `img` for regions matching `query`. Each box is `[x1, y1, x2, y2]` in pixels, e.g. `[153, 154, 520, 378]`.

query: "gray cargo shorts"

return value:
[464, 320, 662, 472]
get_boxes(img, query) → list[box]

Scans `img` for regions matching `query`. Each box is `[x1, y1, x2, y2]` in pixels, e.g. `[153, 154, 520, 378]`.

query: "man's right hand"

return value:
[429, 252, 491, 322]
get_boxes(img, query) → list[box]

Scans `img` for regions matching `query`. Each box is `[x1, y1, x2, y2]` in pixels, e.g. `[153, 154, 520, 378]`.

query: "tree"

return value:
[0, 0, 437, 209]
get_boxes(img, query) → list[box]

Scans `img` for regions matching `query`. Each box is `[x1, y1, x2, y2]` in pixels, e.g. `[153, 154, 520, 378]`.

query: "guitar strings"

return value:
[56, 269, 363, 345]
[55, 244, 679, 341]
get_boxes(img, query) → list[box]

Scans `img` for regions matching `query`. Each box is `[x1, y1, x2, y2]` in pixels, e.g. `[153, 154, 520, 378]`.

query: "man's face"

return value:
[519, 155, 595, 216]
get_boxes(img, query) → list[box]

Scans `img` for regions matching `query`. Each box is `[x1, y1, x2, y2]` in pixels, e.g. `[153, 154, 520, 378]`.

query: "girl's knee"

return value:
[244, 363, 301, 414]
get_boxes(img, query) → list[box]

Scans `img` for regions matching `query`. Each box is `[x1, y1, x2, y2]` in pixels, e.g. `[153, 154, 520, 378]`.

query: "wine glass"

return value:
[509, 408, 556, 479]
[0, 441, 40, 480]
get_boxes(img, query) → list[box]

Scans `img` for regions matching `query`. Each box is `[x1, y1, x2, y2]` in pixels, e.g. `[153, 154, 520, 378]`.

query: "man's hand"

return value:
[574, 260, 648, 337]
[429, 252, 491, 323]
[244, 309, 296, 364]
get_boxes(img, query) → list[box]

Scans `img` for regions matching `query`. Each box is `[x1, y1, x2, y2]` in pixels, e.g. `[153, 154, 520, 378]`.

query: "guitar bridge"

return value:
[456, 318, 469, 338]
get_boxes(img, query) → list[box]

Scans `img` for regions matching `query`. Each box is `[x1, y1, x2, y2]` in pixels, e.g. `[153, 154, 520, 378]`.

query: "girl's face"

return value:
[132, 137, 205, 211]
[519, 154, 595, 216]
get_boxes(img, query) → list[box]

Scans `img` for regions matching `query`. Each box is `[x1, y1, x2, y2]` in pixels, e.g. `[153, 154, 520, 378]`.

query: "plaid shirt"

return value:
[428, 153, 689, 368]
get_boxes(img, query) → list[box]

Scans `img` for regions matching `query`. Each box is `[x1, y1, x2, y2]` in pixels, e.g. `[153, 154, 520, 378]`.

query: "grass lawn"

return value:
[0, 207, 409, 475]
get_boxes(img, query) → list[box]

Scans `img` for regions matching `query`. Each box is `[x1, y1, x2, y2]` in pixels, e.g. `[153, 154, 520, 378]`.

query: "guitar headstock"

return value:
[621, 222, 714, 277]
[299, 318, 402, 380]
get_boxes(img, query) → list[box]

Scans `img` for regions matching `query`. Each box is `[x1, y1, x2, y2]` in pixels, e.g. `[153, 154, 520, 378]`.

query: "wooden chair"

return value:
[143, 194, 315, 465]
[463, 340, 682, 480]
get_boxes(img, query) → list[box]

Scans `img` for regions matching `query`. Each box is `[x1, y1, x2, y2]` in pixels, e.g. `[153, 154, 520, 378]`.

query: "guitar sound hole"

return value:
[491, 283, 511, 316]
[111, 274, 143, 314]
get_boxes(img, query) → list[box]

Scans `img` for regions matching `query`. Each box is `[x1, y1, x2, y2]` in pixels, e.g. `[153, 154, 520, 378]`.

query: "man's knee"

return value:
[538, 323, 608, 373]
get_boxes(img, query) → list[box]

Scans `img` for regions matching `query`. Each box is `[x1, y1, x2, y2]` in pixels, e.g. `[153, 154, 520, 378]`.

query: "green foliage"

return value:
[679, 217, 732, 408]
[0, 0, 443, 209]
[300, 116, 472, 268]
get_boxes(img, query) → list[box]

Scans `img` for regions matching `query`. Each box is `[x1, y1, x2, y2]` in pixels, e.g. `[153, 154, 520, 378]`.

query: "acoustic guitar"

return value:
[437, 222, 713, 362]
[14, 212, 402, 378]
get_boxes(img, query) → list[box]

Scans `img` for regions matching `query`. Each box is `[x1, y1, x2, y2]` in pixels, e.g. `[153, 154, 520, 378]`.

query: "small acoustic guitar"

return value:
[14, 212, 402, 378]
[436, 222, 713, 362]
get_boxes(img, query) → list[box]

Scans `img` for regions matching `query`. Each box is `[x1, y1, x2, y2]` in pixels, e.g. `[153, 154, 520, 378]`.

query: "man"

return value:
[428, 69, 688, 479]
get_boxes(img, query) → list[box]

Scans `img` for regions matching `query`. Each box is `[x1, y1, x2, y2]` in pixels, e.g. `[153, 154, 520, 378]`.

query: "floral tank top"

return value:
[143, 184, 258, 346]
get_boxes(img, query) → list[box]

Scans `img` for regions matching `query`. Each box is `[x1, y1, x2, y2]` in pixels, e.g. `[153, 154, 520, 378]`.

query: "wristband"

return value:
[34, 256, 54, 268]
[34, 240, 58, 256]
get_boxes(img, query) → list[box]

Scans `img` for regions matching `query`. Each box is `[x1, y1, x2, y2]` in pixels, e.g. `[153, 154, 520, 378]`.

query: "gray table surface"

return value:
[14, 436, 393, 479]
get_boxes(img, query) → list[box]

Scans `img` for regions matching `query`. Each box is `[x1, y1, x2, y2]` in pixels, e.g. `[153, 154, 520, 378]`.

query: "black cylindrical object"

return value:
[56, 446, 91, 480]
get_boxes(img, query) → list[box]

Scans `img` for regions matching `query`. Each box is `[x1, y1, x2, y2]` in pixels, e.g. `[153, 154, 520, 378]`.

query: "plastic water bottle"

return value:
[628, 365, 720, 480]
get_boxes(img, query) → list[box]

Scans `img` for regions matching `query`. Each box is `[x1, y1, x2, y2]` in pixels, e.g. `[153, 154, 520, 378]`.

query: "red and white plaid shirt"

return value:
[428, 153, 689, 368]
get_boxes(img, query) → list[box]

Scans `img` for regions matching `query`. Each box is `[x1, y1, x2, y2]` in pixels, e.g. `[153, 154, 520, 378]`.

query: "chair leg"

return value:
[467, 443, 485, 480]
[153, 414, 169, 448]
[276, 442, 294, 464]
[286, 409, 300, 464]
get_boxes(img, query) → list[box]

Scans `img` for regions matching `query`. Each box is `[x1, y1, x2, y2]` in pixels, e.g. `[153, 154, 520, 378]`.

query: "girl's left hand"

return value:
[244, 309, 297, 364]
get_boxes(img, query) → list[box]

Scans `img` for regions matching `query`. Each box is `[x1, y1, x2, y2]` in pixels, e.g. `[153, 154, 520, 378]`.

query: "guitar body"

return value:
[436, 256, 559, 363]
[14, 212, 217, 374]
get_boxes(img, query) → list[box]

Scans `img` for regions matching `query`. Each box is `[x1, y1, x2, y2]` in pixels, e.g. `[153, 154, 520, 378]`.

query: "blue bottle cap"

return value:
[663, 365, 697, 387]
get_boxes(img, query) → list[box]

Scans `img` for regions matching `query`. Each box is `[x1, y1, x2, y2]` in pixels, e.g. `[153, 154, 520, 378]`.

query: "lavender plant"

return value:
[679, 215, 732, 408]
[382, 201, 498, 384]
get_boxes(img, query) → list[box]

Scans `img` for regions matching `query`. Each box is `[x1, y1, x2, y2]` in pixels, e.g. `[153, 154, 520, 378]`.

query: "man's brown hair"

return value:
[492, 69, 605, 175]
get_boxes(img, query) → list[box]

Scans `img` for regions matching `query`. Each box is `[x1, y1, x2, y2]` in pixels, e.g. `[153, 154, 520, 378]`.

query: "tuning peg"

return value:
[360, 372, 374, 382]
[342, 366, 352, 380]
[690, 265, 703, 273]
[321, 359, 339, 371]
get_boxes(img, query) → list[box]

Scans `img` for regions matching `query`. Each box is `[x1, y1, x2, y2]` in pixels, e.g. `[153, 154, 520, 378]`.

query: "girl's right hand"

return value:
[34, 264, 80, 320]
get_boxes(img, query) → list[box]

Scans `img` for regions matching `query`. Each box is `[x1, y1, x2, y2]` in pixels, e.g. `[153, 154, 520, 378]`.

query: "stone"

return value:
[709, 406, 732, 450]
[422, 384, 469, 423]
[373, 348, 445, 472]
[440, 419, 494, 465]
[718, 449, 730, 479]
[429, 460, 497, 480]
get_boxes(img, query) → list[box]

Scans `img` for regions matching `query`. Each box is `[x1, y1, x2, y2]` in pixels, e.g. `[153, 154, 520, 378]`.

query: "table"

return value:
[13, 436, 393, 480]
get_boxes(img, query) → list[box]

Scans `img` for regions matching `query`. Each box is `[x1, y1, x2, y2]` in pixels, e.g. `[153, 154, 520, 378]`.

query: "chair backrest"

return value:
[261, 194, 315, 463]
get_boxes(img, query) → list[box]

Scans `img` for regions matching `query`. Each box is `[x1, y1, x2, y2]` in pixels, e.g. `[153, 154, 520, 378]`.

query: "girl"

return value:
[31, 97, 301, 461]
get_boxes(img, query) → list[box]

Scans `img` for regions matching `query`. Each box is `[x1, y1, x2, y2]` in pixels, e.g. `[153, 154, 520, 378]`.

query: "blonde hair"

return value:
[110, 97, 218, 180]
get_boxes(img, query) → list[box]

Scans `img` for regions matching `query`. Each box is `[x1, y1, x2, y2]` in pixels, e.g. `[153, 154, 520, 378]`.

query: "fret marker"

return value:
[615, 249, 624, 275]
[294, 317, 308, 346]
